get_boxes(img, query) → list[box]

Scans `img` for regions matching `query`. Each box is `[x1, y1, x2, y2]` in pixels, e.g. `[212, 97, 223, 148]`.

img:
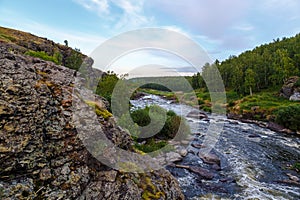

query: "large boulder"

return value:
[0, 44, 184, 200]
[280, 76, 300, 101]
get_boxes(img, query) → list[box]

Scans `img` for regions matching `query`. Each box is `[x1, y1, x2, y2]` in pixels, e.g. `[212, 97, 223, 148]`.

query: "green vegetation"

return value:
[134, 139, 168, 153]
[85, 100, 112, 120]
[117, 105, 190, 153]
[183, 33, 300, 131]
[227, 92, 300, 128]
[130, 76, 193, 92]
[140, 83, 171, 92]
[139, 176, 165, 200]
[292, 162, 300, 172]
[218, 35, 300, 95]
[25, 50, 62, 65]
[0, 33, 16, 42]
[138, 88, 176, 100]
[275, 104, 300, 131]
[64, 49, 83, 70]
[96, 71, 120, 105]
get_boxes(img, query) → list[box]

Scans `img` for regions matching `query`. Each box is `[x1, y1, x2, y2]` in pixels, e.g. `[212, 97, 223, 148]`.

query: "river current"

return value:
[130, 94, 300, 199]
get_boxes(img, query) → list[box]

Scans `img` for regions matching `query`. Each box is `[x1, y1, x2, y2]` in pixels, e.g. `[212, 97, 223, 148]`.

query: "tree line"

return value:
[190, 33, 300, 95]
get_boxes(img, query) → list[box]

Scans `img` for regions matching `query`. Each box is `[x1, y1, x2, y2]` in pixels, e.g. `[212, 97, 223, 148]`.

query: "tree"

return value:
[64, 40, 68, 47]
[245, 68, 256, 96]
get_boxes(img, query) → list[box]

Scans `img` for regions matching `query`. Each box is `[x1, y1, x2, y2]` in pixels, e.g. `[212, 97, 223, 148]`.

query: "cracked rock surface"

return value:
[0, 43, 184, 200]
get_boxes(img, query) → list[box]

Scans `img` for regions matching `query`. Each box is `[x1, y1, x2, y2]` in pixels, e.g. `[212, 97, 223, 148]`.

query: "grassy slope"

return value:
[0, 26, 86, 70]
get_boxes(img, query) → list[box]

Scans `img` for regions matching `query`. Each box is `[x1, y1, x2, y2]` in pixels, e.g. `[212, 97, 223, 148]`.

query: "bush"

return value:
[65, 50, 83, 70]
[134, 139, 168, 153]
[129, 106, 190, 140]
[275, 104, 300, 131]
[25, 50, 61, 64]
[294, 78, 300, 87]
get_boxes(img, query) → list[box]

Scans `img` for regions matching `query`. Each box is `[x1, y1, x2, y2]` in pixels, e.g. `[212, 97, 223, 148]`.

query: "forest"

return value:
[191, 34, 300, 95]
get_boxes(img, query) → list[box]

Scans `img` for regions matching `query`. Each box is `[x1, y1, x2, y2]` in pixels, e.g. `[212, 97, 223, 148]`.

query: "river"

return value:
[130, 94, 300, 199]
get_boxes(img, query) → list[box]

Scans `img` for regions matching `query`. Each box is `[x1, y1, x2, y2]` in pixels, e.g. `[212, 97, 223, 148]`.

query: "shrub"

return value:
[198, 99, 205, 105]
[129, 106, 190, 140]
[25, 50, 61, 64]
[96, 72, 119, 105]
[294, 78, 300, 87]
[134, 139, 168, 153]
[275, 104, 300, 131]
[131, 107, 151, 127]
[65, 50, 83, 70]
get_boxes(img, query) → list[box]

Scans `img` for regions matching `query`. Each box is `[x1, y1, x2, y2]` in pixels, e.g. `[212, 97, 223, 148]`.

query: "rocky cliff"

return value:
[0, 39, 184, 199]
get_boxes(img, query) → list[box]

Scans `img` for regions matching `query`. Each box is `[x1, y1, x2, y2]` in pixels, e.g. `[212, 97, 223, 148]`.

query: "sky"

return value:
[0, 0, 300, 77]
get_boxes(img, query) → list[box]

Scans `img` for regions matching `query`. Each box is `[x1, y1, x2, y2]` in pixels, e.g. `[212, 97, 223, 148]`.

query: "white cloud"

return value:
[73, 0, 110, 15]
[149, 0, 250, 38]
[0, 17, 106, 55]
[74, 0, 153, 30]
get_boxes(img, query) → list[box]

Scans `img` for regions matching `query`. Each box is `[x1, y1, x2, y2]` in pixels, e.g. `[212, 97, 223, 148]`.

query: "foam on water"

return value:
[131, 94, 300, 199]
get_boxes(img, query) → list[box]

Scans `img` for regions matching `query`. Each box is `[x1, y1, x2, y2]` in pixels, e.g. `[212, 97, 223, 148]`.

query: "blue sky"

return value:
[1, 0, 300, 76]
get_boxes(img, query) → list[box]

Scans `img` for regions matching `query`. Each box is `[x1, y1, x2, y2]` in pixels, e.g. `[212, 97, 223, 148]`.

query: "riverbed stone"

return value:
[189, 166, 214, 180]
[166, 152, 183, 163]
[198, 152, 221, 166]
[187, 110, 208, 119]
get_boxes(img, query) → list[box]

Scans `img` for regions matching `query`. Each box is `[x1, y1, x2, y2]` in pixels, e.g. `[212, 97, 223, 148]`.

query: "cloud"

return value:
[0, 17, 106, 55]
[73, 0, 110, 15]
[74, 0, 153, 30]
[159, 66, 197, 73]
[149, 0, 249, 38]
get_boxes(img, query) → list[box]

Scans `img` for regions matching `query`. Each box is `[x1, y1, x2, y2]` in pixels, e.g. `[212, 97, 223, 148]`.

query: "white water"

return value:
[131, 94, 300, 199]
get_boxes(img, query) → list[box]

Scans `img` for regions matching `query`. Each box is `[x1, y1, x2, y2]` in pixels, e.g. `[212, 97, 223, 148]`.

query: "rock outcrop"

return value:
[0, 43, 184, 199]
[280, 76, 300, 101]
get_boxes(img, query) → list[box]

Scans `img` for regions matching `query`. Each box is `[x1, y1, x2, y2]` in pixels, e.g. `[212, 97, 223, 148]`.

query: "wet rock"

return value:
[287, 173, 299, 182]
[175, 164, 214, 180]
[179, 149, 188, 157]
[290, 92, 300, 101]
[267, 122, 285, 132]
[212, 164, 221, 171]
[189, 166, 214, 180]
[186, 110, 208, 119]
[198, 152, 221, 166]
[228, 120, 239, 125]
[219, 177, 235, 183]
[191, 143, 205, 149]
[248, 134, 261, 138]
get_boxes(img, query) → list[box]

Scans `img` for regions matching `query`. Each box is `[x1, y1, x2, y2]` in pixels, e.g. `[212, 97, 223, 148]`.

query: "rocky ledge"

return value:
[0, 43, 184, 199]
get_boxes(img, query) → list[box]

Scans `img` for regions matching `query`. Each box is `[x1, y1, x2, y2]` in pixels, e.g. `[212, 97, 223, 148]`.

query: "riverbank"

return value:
[135, 88, 300, 135]
[130, 93, 300, 199]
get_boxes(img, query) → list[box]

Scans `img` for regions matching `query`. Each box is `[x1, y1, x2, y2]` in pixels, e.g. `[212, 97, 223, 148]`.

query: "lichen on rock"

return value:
[0, 42, 184, 199]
